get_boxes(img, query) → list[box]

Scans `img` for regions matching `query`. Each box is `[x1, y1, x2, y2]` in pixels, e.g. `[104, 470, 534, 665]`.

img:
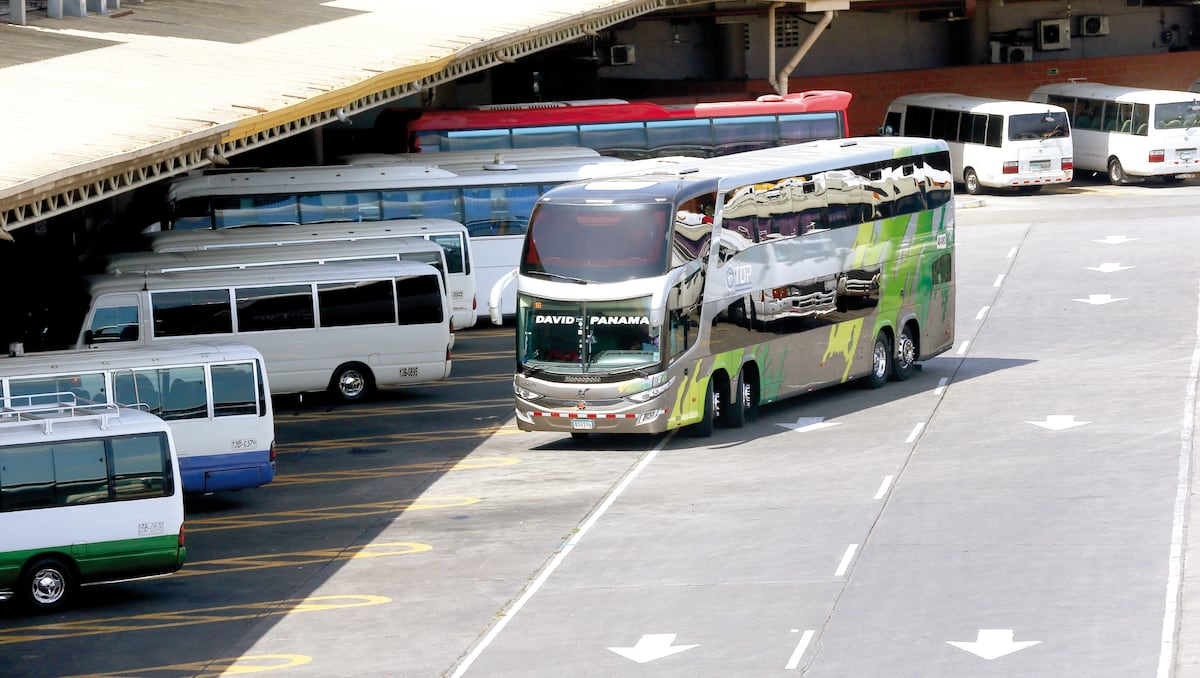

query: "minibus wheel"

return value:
[963, 168, 981, 195]
[21, 557, 74, 613]
[330, 363, 374, 401]
[1108, 157, 1127, 185]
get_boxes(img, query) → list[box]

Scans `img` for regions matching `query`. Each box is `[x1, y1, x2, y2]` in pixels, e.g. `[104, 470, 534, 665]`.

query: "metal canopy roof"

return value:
[0, 0, 733, 236]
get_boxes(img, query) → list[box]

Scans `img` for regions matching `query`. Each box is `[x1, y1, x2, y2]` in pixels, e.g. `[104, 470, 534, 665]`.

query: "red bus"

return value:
[404, 90, 852, 159]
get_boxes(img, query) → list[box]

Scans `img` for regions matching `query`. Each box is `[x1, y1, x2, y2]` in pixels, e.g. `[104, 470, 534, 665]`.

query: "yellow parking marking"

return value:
[275, 424, 522, 454]
[189, 497, 480, 532]
[175, 541, 432, 577]
[277, 397, 513, 423]
[66, 654, 311, 677]
[266, 455, 520, 486]
[0, 595, 389, 645]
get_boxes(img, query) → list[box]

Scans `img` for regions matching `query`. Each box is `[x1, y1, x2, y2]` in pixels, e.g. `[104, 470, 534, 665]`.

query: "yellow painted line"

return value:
[0, 595, 389, 646]
[276, 397, 514, 423]
[268, 455, 520, 486]
[274, 426, 523, 455]
[66, 654, 311, 677]
[451, 351, 515, 361]
[189, 497, 480, 532]
[175, 541, 432, 577]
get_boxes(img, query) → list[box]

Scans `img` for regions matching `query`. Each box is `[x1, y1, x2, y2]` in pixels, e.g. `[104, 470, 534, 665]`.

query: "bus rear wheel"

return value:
[1108, 157, 1127, 185]
[21, 557, 74, 613]
[963, 168, 981, 195]
[330, 363, 374, 402]
[891, 324, 917, 381]
[721, 373, 747, 429]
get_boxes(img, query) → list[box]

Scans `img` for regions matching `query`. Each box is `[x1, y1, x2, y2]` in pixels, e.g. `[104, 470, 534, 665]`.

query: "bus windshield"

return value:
[521, 202, 673, 282]
[518, 296, 659, 373]
[1008, 111, 1070, 140]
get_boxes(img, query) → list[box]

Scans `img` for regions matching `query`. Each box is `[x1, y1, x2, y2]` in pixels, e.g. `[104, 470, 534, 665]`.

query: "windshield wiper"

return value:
[528, 270, 589, 284]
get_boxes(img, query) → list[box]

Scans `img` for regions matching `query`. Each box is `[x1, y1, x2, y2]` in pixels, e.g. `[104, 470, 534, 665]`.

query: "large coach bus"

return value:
[402, 91, 852, 157]
[1029, 81, 1200, 184]
[511, 136, 955, 438]
[76, 260, 453, 401]
[0, 403, 186, 612]
[0, 342, 275, 494]
[880, 93, 1072, 194]
[160, 150, 676, 320]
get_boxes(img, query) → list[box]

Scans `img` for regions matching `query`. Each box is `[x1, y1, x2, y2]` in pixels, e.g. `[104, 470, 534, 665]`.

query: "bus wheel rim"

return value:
[873, 342, 888, 378]
[340, 372, 365, 398]
[32, 569, 65, 604]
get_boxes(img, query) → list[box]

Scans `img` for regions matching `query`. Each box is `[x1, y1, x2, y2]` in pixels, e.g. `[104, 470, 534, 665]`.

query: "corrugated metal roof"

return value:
[0, 0, 692, 234]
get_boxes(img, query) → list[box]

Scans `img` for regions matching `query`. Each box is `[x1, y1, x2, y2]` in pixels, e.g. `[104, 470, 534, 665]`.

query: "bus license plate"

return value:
[572, 419, 595, 430]
[1030, 159, 1050, 171]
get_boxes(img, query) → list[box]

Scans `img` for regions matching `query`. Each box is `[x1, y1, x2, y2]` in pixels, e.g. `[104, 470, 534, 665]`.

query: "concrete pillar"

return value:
[7, 0, 27, 25]
[48, 0, 88, 18]
[86, 0, 108, 14]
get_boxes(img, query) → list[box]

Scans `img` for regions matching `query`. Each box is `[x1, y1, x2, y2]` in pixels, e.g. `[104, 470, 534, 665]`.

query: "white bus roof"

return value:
[149, 219, 469, 253]
[85, 259, 443, 296]
[108, 236, 446, 274]
[889, 92, 1068, 114]
[167, 147, 626, 200]
[571, 136, 949, 191]
[0, 341, 266, 378]
[1031, 82, 1200, 105]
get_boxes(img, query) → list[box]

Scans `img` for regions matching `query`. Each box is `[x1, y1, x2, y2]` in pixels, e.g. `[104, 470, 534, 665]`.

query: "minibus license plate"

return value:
[1030, 159, 1050, 171]
[572, 419, 595, 430]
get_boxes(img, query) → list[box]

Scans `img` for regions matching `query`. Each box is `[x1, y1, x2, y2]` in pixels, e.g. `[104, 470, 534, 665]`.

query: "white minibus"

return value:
[0, 342, 275, 494]
[0, 403, 186, 612]
[145, 219, 477, 330]
[1030, 81, 1200, 184]
[880, 93, 1072, 194]
[76, 260, 453, 401]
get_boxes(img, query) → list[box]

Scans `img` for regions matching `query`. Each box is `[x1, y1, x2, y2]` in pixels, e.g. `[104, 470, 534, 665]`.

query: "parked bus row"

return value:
[881, 81, 1200, 193]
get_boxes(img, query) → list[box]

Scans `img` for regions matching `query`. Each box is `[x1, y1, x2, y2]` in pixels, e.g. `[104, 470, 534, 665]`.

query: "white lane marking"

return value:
[956, 341, 970, 356]
[874, 475, 894, 500]
[785, 630, 815, 670]
[450, 435, 673, 677]
[993, 274, 1005, 287]
[976, 306, 990, 320]
[1157, 280, 1200, 678]
[1006, 247, 1017, 258]
[905, 423, 924, 444]
[935, 377, 949, 395]
[834, 544, 859, 577]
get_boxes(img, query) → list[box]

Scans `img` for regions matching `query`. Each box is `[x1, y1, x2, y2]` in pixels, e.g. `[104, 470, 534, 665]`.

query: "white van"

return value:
[1030, 81, 1200, 184]
[881, 93, 1072, 194]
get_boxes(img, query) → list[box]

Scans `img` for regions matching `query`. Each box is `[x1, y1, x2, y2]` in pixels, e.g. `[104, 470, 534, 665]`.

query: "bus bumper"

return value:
[515, 404, 670, 435]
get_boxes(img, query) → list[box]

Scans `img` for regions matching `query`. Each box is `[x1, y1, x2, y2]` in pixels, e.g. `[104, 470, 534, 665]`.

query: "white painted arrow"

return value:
[948, 629, 1041, 660]
[776, 417, 841, 432]
[1085, 263, 1133, 273]
[1026, 415, 1090, 431]
[1073, 294, 1127, 305]
[608, 634, 698, 664]
[1094, 235, 1138, 245]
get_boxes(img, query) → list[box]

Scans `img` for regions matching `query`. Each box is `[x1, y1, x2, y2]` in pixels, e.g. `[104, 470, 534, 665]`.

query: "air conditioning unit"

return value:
[1081, 16, 1110, 37]
[609, 44, 636, 66]
[1006, 44, 1031, 63]
[1037, 18, 1071, 51]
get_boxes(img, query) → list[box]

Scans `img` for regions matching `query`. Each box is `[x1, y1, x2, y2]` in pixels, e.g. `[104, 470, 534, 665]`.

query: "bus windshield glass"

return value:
[518, 296, 659, 373]
[1008, 111, 1070, 140]
[521, 202, 673, 282]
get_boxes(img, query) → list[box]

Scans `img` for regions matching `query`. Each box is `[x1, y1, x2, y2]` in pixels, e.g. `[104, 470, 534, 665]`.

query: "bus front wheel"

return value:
[963, 168, 981, 195]
[21, 557, 74, 613]
[864, 330, 891, 389]
[1108, 157, 1127, 185]
[330, 363, 374, 402]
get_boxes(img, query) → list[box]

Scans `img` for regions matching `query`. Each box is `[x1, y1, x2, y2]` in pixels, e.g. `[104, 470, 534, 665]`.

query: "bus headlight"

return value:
[627, 377, 675, 403]
[513, 379, 543, 401]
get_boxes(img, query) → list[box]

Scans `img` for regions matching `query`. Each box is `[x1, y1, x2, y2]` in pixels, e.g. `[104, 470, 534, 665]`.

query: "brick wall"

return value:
[657, 51, 1200, 136]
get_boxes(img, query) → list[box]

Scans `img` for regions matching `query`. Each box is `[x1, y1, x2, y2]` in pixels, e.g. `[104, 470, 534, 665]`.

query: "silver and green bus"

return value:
[512, 136, 956, 437]
[0, 403, 186, 612]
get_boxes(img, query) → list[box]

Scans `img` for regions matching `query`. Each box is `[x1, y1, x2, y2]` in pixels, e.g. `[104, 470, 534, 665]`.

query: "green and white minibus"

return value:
[0, 403, 186, 612]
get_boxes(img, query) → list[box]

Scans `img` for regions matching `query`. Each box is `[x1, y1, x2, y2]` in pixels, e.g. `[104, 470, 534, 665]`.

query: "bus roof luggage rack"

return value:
[0, 395, 125, 434]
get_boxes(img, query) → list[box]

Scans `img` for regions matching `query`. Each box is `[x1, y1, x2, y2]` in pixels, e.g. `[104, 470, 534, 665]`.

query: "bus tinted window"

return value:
[0, 442, 56, 510]
[212, 362, 258, 417]
[214, 195, 300, 229]
[160, 366, 207, 421]
[299, 191, 381, 223]
[318, 279, 396, 327]
[395, 275, 445, 325]
[512, 125, 580, 148]
[54, 439, 109, 505]
[236, 285, 315, 331]
[579, 122, 649, 158]
[153, 290, 233, 337]
[523, 203, 673, 282]
[110, 432, 171, 500]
